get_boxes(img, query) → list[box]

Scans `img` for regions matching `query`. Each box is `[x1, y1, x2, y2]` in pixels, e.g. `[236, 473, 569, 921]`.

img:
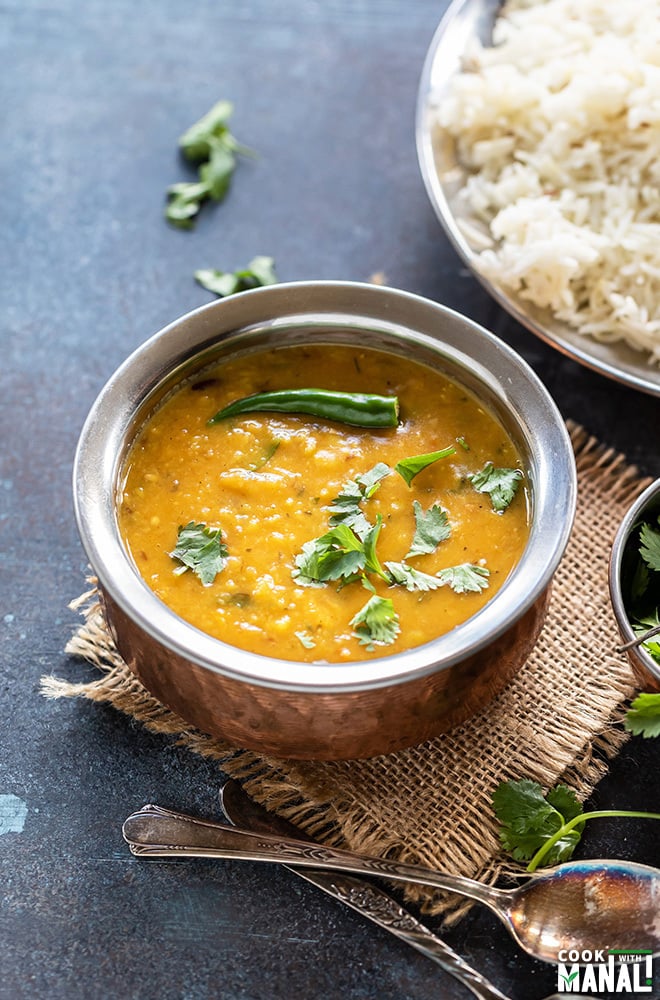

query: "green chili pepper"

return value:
[208, 389, 400, 428]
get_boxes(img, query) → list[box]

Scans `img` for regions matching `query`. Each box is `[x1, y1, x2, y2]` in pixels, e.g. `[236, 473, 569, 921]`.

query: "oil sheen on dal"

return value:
[118, 344, 529, 662]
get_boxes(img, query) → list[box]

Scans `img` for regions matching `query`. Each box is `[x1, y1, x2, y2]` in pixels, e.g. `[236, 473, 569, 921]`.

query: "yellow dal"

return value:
[118, 344, 529, 662]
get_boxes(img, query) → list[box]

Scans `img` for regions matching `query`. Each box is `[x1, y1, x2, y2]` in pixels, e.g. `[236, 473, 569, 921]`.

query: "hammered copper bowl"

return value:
[73, 281, 576, 759]
[609, 477, 660, 694]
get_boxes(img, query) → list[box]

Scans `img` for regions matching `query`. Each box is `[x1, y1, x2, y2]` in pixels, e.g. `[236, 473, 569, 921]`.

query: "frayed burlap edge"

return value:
[42, 421, 651, 922]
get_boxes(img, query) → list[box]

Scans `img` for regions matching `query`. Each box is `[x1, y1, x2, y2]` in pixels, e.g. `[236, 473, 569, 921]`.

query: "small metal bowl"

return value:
[73, 281, 576, 759]
[609, 478, 660, 693]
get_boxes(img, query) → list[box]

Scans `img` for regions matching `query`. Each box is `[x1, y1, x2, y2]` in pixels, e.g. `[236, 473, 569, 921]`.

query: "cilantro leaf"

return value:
[328, 463, 390, 539]
[639, 522, 660, 573]
[545, 784, 584, 823]
[385, 561, 443, 592]
[470, 462, 523, 512]
[178, 99, 235, 162]
[492, 779, 583, 865]
[407, 500, 451, 557]
[295, 630, 316, 650]
[166, 101, 253, 228]
[436, 563, 490, 593]
[165, 181, 211, 229]
[357, 462, 391, 497]
[292, 525, 366, 585]
[195, 256, 278, 298]
[290, 540, 326, 588]
[350, 594, 400, 649]
[199, 140, 236, 201]
[625, 692, 660, 738]
[170, 521, 228, 586]
[492, 778, 555, 834]
[493, 778, 660, 871]
[395, 446, 456, 488]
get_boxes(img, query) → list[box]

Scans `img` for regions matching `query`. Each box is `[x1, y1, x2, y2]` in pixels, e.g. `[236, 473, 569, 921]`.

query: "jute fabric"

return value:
[42, 422, 650, 920]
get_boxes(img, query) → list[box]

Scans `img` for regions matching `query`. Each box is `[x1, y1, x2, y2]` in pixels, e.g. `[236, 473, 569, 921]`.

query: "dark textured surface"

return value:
[2, 2, 659, 998]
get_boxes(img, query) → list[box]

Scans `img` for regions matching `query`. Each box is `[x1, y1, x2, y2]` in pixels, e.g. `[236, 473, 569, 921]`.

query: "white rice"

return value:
[435, 0, 660, 365]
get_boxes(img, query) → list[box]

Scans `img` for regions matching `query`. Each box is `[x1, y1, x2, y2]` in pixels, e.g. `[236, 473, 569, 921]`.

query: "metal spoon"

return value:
[122, 803, 660, 966]
[219, 780, 510, 1000]
[218, 780, 584, 1000]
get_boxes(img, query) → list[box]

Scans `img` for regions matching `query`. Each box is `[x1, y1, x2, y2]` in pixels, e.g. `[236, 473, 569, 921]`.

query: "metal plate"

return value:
[416, 0, 660, 397]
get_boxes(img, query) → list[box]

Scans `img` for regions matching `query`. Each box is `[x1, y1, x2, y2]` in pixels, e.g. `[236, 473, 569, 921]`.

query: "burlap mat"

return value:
[42, 421, 651, 921]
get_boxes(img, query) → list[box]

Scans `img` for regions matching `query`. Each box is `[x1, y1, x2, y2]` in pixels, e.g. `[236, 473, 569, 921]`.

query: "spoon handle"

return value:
[123, 803, 505, 910]
[219, 781, 511, 1000]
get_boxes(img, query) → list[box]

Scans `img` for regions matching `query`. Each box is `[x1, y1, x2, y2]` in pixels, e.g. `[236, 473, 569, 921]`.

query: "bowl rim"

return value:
[609, 476, 660, 684]
[73, 279, 577, 694]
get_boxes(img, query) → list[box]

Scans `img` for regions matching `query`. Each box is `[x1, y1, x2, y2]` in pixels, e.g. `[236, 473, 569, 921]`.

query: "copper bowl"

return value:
[609, 477, 660, 693]
[73, 281, 576, 759]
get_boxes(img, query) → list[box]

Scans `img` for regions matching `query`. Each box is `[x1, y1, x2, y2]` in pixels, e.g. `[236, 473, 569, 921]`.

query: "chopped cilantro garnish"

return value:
[470, 462, 523, 512]
[394, 446, 456, 488]
[290, 451, 504, 652]
[350, 594, 400, 649]
[328, 463, 390, 539]
[293, 518, 388, 587]
[170, 521, 228, 586]
[293, 525, 367, 585]
[165, 100, 253, 229]
[195, 256, 278, 298]
[295, 630, 316, 650]
[435, 563, 490, 594]
[407, 500, 451, 557]
[384, 561, 443, 592]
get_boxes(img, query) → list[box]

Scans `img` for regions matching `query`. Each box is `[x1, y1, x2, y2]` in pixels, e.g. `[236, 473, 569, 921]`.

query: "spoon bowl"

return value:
[122, 803, 660, 966]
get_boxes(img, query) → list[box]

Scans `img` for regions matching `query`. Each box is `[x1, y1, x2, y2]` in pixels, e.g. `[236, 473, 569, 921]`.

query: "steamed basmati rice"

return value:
[435, 0, 660, 365]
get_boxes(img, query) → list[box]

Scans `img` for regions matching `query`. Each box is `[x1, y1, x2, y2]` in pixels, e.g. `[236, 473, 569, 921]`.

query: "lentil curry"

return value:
[118, 343, 529, 662]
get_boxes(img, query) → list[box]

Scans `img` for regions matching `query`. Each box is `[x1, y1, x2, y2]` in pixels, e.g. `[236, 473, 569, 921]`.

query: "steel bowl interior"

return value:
[609, 477, 660, 690]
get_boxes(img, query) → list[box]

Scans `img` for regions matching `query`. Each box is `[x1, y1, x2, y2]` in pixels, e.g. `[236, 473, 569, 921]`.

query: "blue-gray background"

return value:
[2, 2, 658, 998]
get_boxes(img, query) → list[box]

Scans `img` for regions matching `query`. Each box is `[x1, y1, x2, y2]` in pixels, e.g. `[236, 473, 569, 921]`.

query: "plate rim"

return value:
[415, 0, 660, 398]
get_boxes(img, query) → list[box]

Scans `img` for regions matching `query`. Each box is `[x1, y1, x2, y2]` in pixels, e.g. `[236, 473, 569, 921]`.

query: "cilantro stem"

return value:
[527, 809, 660, 872]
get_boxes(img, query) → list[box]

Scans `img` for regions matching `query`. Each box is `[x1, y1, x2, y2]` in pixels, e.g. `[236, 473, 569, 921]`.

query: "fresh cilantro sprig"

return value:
[492, 778, 660, 872]
[195, 256, 277, 297]
[625, 692, 660, 738]
[166, 100, 253, 229]
[170, 521, 228, 586]
[470, 462, 523, 512]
